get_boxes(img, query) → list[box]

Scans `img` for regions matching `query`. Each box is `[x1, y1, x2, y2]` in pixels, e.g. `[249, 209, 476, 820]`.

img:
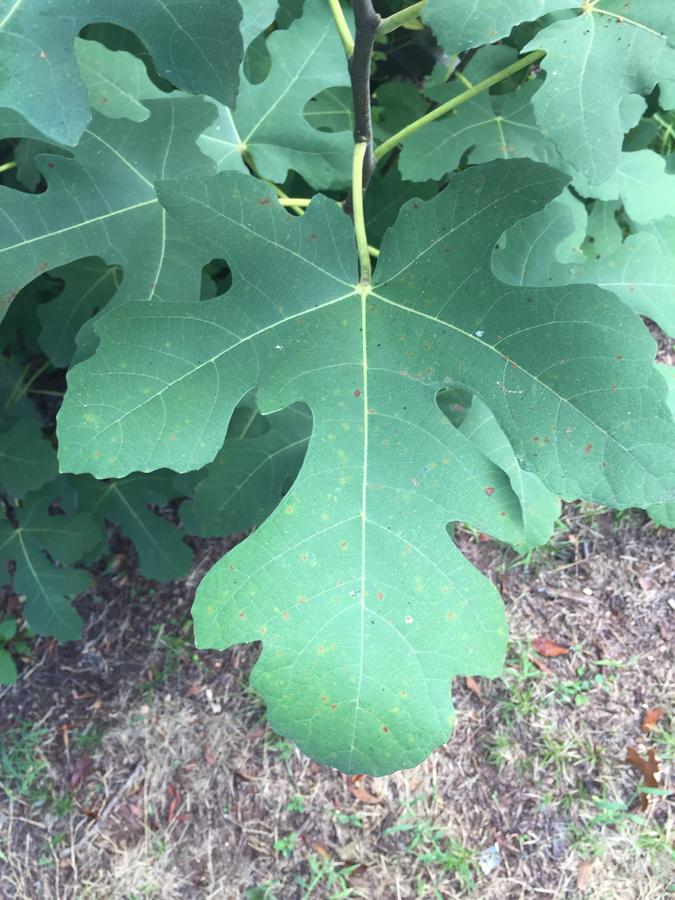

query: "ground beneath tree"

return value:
[0, 505, 672, 899]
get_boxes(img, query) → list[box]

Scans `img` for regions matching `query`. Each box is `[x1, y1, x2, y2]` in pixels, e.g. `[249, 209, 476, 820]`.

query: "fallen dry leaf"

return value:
[626, 746, 660, 810]
[529, 655, 554, 676]
[347, 776, 381, 805]
[69, 754, 92, 789]
[577, 859, 594, 892]
[641, 707, 665, 733]
[532, 636, 570, 657]
[465, 676, 482, 697]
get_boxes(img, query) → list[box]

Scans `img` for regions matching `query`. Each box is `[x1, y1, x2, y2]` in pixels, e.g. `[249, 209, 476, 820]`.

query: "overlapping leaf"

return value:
[494, 195, 675, 338]
[74, 37, 167, 123]
[524, 1, 675, 185]
[0, 97, 216, 327]
[422, 2, 675, 185]
[181, 403, 312, 537]
[57, 160, 675, 773]
[198, 0, 353, 189]
[73, 473, 192, 581]
[398, 48, 558, 181]
[0, 0, 243, 145]
[422, 0, 570, 55]
[37, 259, 122, 368]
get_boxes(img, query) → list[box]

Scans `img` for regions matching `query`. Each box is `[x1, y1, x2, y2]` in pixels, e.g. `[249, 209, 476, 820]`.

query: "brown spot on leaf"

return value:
[484, 486, 495, 496]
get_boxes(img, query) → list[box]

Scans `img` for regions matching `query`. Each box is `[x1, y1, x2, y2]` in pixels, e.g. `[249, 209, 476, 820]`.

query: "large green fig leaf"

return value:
[0, 0, 243, 145]
[72, 473, 192, 582]
[0, 486, 103, 640]
[198, 0, 353, 190]
[181, 403, 312, 537]
[524, 1, 675, 185]
[57, 160, 675, 773]
[0, 97, 215, 325]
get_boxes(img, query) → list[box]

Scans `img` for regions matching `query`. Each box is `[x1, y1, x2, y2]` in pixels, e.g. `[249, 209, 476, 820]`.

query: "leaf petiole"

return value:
[328, 0, 355, 57]
[278, 197, 311, 208]
[377, 1, 427, 35]
[374, 49, 545, 161]
[352, 142, 372, 283]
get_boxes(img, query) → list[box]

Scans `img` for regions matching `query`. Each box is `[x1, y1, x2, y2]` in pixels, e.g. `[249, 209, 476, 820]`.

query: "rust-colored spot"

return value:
[584, 443, 593, 455]
[282, 611, 289, 620]
[258, 197, 271, 205]
[376, 591, 384, 600]
[308, 233, 318, 241]
[297, 597, 306, 605]
[353, 388, 361, 398]
[499, 511, 506, 517]
[238, 610, 246, 619]
[47, 162, 55, 169]
[616, 354, 624, 361]
[381, 725, 389, 733]
[484, 486, 495, 496]
[331, 703, 337, 711]
[532, 435, 540, 442]
[611, 383, 617, 391]
[340, 540, 348, 549]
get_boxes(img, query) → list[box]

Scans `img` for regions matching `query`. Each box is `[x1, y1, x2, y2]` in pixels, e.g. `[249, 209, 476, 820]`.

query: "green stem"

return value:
[328, 0, 355, 56]
[0, 160, 16, 174]
[377, 0, 427, 35]
[374, 49, 545, 161]
[278, 197, 311, 208]
[352, 142, 372, 283]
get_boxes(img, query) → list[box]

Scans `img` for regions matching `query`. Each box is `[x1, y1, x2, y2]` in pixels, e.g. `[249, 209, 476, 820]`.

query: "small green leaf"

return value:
[73, 473, 193, 582]
[0, 488, 103, 640]
[0, 616, 17, 642]
[0, 419, 58, 500]
[0, 648, 17, 684]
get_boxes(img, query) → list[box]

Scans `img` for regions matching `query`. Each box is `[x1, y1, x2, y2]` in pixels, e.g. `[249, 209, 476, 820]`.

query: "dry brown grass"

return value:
[0, 507, 673, 899]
